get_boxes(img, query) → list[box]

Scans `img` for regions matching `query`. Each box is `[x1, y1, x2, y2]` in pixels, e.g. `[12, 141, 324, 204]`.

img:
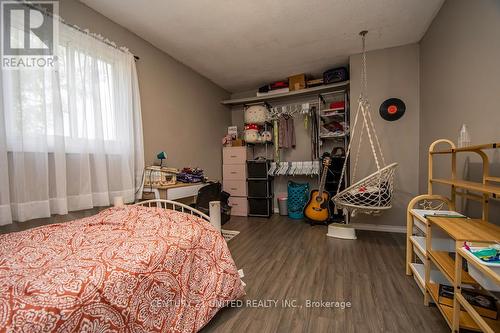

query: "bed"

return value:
[0, 200, 245, 332]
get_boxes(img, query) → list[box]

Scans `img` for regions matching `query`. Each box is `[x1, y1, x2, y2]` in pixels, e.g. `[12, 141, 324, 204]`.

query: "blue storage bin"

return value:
[287, 181, 309, 219]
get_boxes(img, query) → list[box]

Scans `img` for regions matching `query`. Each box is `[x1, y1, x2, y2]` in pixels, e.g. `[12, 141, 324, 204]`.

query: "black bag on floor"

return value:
[192, 182, 231, 225]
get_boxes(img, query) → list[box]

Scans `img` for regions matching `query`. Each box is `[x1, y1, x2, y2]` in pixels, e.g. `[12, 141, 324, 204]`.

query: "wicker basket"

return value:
[144, 166, 178, 188]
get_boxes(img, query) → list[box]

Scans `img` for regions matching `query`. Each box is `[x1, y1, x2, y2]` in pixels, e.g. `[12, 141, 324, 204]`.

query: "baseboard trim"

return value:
[352, 223, 406, 234]
[272, 209, 405, 234]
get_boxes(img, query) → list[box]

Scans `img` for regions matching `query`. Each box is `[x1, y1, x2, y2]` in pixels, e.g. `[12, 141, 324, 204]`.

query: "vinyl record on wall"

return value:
[379, 98, 406, 121]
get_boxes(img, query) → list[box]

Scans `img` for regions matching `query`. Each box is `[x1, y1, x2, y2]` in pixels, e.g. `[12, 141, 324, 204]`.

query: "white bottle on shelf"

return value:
[458, 124, 471, 148]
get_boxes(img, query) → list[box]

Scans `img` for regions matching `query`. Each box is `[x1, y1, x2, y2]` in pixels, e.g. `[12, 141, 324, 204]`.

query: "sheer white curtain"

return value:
[0, 21, 144, 225]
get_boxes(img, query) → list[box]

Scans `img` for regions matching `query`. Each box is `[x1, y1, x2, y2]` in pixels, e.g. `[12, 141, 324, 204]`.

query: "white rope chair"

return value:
[332, 31, 398, 216]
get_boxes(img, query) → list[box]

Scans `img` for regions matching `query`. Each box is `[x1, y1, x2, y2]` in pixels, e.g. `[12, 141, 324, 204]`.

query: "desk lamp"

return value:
[157, 151, 167, 168]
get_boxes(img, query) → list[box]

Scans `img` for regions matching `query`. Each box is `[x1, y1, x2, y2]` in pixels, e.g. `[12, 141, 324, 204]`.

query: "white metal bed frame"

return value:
[131, 199, 222, 231]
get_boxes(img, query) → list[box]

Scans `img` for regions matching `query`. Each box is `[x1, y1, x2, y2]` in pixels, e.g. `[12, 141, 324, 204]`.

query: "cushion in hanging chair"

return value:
[349, 181, 391, 206]
[333, 163, 397, 215]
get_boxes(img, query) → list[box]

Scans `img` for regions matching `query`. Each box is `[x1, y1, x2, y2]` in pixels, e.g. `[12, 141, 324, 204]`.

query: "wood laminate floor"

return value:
[203, 215, 449, 333]
[0, 210, 449, 333]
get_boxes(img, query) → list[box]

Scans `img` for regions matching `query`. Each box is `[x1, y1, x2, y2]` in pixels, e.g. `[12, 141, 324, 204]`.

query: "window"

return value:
[2, 23, 132, 153]
[58, 45, 117, 141]
[0, 17, 144, 224]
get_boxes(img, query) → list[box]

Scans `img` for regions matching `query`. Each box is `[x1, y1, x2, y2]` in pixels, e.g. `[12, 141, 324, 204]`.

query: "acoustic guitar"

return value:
[303, 154, 332, 223]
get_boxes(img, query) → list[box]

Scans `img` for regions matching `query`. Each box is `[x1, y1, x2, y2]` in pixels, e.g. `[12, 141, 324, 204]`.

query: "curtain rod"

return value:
[21, 2, 140, 61]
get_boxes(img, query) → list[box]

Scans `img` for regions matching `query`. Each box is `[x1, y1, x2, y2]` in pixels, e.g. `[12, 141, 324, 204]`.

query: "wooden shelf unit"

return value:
[429, 179, 500, 198]
[455, 245, 500, 333]
[425, 217, 500, 332]
[427, 282, 499, 332]
[430, 142, 499, 155]
[427, 250, 476, 285]
[406, 140, 500, 332]
[406, 194, 458, 278]
[428, 139, 500, 221]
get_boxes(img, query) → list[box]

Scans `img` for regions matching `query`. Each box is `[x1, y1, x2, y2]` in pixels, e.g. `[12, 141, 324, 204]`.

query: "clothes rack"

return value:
[268, 161, 321, 177]
[267, 101, 319, 121]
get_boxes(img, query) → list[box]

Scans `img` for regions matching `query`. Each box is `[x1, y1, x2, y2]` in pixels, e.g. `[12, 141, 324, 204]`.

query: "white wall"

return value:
[419, 0, 500, 220]
[348, 44, 420, 227]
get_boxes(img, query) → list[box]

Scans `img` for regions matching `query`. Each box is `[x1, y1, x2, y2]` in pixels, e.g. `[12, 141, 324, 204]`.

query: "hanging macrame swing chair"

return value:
[332, 31, 398, 216]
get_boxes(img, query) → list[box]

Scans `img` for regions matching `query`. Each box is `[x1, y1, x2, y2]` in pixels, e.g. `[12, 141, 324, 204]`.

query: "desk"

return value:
[142, 183, 205, 202]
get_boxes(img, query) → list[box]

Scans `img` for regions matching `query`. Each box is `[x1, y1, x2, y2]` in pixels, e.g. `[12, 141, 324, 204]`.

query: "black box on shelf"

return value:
[247, 179, 272, 198]
[248, 197, 273, 217]
[247, 160, 270, 179]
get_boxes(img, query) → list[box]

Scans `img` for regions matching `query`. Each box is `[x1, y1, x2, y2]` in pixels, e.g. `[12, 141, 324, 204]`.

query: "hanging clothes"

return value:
[278, 115, 296, 149]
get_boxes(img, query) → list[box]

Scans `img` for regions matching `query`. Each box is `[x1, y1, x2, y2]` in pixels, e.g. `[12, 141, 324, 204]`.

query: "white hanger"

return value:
[268, 162, 277, 176]
[290, 161, 298, 175]
[268, 160, 326, 176]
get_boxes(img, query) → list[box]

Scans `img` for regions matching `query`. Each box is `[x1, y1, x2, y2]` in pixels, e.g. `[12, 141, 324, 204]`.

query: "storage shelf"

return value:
[426, 217, 500, 243]
[410, 263, 426, 292]
[408, 141, 500, 331]
[321, 108, 345, 114]
[427, 250, 476, 285]
[319, 133, 348, 139]
[246, 141, 274, 146]
[321, 112, 345, 118]
[410, 209, 465, 234]
[427, 282, 500, 332]
[430, 143, 499, 154]
[221, 81, 350, 106]
[410, 263, 448, 294]
[457, 292, 500, 333]
[410, 236, 426, 261]
[457, 247, 500, 285]
[456, 247, 500, 333]
[430, 178, 500, 197]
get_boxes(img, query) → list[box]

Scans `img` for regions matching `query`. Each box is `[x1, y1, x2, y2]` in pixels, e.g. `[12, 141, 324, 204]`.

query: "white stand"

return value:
[209, 201, 221, 231]
[326, 223, 357, 240]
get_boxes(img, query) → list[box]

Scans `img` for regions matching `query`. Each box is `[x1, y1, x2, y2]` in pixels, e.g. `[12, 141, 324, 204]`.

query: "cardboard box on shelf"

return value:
[307, 78, 323, 87]
[232, 139, 245, 147]
[288, 74, 306, 91]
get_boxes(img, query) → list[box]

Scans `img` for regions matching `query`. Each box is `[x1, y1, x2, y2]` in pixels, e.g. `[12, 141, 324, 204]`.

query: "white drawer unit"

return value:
[223, 164, 246, 180]
[223, 147, 250, 165]
[228, 197, 248, 216]
[223, 180, 247, 197]
[222, 146, 249, 216]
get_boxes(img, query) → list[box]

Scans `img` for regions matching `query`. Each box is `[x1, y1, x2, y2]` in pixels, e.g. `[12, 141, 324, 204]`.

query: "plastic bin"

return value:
[465, 247, 500, 292]
[278, 197, 288, 216]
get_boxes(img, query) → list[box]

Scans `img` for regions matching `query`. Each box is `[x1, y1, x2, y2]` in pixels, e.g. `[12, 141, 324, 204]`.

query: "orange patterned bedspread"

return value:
[0, 206, 245, 332]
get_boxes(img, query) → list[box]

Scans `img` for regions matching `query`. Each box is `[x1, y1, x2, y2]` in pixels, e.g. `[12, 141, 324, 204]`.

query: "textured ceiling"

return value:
[80, 0, 444, 92]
